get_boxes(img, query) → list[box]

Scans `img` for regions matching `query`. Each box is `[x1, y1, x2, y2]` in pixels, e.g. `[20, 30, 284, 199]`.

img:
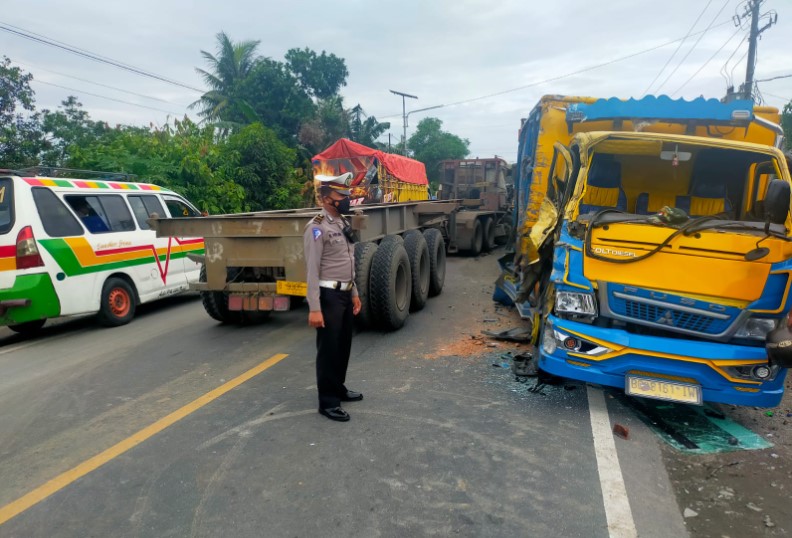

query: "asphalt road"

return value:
[0, 254, 687, 538]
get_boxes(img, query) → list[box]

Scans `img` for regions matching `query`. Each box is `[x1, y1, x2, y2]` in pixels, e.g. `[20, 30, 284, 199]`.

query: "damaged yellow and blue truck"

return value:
[496, 95, 792, 407]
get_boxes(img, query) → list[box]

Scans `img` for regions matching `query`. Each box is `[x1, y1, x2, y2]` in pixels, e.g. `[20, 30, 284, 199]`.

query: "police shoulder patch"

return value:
[312, 228, 322, 240]
[312, 214, 324, 224]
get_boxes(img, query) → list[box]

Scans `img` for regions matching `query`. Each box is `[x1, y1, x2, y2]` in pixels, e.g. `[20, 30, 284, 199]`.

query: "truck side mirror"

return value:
[765, 179, 791, 225]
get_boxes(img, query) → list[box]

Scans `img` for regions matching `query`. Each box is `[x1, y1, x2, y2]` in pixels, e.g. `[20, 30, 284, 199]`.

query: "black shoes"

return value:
[319, 406, 350, 422]
[341, 390, 363, 402]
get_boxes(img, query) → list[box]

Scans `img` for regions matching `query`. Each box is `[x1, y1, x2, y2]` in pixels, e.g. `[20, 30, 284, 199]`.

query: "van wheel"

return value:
[98, 277, 136, 327]
[370, 239, 412, 331]
[354, 242, 378, 329]
[9, 319, 46, 334]
[423, 228, 446, 297]
[199, 265, 239, 324]
[403, 230, 430, 311]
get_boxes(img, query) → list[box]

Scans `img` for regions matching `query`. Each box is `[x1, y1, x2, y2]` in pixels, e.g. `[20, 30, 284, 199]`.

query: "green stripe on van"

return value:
[38, 238, 197, 277]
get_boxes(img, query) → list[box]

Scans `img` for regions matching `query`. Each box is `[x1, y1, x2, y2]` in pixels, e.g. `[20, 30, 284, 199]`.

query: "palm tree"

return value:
[349, 104, 390, 148]
[192, 32, 260, 125]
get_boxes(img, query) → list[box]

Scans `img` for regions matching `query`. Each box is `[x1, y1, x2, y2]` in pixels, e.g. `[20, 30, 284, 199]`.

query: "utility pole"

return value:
[389, 89, 418, 153]
[735, 0, 777, 100]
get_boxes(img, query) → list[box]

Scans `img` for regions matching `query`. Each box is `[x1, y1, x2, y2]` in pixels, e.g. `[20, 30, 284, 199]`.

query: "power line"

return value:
[0, 21, 203, 93]
[643, 0, 714, 96]
[719, 34, 747, 86]
[671, 26, 743, 96]
[654, 0, 732, 94]
[378, 18, 734, 119]
[756, 73, 792, 83]
[33, 80, 184, 116]
[13, 58, 191, 107]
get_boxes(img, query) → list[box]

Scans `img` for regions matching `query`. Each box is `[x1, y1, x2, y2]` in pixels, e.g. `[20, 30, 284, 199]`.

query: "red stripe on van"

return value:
[94, 245, 150, 256]
[73, 180, 92, 188]
[23, 178, 45, 186]
[0, 245, 16, 257]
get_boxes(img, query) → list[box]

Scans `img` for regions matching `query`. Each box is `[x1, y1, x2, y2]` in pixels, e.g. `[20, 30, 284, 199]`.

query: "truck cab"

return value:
[535, 131, 792, 407]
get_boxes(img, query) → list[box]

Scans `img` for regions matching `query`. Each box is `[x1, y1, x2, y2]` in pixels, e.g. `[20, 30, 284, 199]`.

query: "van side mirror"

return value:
[765, 179, 791, 225]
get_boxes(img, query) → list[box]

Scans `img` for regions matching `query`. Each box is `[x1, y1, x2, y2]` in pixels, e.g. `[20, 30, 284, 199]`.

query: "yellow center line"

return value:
[0, 353, 288, 527]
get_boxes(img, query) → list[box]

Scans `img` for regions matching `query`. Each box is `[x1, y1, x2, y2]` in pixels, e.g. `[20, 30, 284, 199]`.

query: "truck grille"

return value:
[604, 284, 739, 337]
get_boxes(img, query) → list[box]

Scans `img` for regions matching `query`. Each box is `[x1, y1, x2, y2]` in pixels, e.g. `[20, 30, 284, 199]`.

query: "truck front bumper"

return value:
[538, 315, 786, 407]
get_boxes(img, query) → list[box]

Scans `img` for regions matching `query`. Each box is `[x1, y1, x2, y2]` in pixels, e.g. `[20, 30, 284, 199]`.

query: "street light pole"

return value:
[390, 89, 418, 153]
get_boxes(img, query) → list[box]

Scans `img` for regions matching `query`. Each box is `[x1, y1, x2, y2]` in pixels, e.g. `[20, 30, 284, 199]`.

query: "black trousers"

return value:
[316, 287, 354, 409]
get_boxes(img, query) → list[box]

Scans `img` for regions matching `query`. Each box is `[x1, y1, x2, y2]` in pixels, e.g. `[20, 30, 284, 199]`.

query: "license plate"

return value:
[276, 280, 307, 297]
[625, 375, 702, 405]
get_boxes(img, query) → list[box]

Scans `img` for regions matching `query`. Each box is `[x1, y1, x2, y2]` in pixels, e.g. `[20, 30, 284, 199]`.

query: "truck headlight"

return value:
[735, 318, 777, 340]
[555, 291, 597, 317]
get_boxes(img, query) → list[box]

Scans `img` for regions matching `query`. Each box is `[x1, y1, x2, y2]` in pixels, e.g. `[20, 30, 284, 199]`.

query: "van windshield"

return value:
[0, 177, 14, 235]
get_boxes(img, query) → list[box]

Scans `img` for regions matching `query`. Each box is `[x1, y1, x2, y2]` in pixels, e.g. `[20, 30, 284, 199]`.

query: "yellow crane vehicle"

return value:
[496, 95, 791, 407]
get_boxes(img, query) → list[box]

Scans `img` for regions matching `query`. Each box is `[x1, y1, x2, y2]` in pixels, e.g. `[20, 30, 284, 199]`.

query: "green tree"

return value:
[193, 32, 261, 127]
[285, 48, 348, 100]
[407, 117, 469, 183]
[41, 96, 109, 166]
[349, 104, 390, 148]
[0, 56, 46, 167]
[237, 58, 315, 142]
[217, 122, 302, 210]
[298, 96, 350, 155]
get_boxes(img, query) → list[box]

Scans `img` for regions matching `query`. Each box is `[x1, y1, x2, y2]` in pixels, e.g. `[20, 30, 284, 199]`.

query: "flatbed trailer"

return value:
[150, 200, 462, 330]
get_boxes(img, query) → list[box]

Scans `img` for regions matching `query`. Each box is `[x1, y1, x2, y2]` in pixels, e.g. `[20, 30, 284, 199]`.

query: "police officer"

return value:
[303, 172, 363, 422]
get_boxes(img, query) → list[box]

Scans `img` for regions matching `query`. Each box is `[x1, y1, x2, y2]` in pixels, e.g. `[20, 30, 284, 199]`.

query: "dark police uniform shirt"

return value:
[303, 208, 358, 311]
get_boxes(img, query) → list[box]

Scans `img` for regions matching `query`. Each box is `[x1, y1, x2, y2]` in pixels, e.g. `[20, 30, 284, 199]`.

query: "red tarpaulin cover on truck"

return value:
[312, 138, 428, 186]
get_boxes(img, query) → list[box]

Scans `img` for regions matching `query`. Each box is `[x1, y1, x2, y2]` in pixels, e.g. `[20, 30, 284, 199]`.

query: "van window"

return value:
[128, 195, 165, 230]
[0, 178, 14, 235]
[65, 195, 136, 234]
[32, 188, 84, 237]
[164, 197, 200, 218]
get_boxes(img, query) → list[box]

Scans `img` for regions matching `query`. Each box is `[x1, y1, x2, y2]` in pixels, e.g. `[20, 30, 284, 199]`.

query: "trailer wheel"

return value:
[199, 265, 239, 324]
[370, 240, 412, 330]
[8, 319, 46, 334]
[354, 241, 378, 329]
[423, 228, 446, 297]
[403, 230, 430, 311]
[379, 234, 403, 246]
[465, 219, 484, 256]
[97, 277, 136, 327]
[482, 217, 496, 252]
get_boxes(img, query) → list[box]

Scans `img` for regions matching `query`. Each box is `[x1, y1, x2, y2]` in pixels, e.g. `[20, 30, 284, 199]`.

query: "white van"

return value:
[0, 171, 205, 333]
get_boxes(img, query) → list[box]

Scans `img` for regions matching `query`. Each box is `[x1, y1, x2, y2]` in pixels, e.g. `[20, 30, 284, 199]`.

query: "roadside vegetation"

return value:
[0, 32, 470, 213]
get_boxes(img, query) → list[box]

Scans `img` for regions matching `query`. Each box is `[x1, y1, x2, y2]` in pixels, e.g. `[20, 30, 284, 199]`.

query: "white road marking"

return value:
[587, 386, 638, 538]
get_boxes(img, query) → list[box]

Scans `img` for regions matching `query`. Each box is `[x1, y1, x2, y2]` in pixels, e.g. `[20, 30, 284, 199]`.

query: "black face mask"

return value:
[332, 196, 351, 214]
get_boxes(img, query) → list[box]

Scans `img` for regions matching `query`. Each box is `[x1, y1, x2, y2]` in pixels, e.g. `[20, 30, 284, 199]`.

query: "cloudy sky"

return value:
[3, 0, 791, 162]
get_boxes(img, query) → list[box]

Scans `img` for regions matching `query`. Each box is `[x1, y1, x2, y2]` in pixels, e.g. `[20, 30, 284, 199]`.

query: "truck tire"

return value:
[403, 230, 430, 311]
[199, 265, 239, 324]
[423, 228, 446, 297]
[97, 277, 137, 327]
[483, 217, 496, 252]
[8, 319, 46, 334]
[465, 219, 484, 256]
[379, 234, 403, 246]
[354, 241, 378, 329]
[370, 240, 412, 331]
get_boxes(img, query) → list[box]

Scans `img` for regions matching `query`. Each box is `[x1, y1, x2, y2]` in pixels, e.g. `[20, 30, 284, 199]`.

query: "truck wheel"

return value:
[97, 277, 136, 327]
[199, 265, 239, 324]
[8, 319, 46, 334]
[483, 217, 496, 252]
[423, 228, 446, 297]
[370, 240, 412, 331]
[354, 242, 378, 329]
[379, 234, 403, 246]
[403, 230, 430, 311]
[466, 220, 484, 256]
[495, 222, 513, 246]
